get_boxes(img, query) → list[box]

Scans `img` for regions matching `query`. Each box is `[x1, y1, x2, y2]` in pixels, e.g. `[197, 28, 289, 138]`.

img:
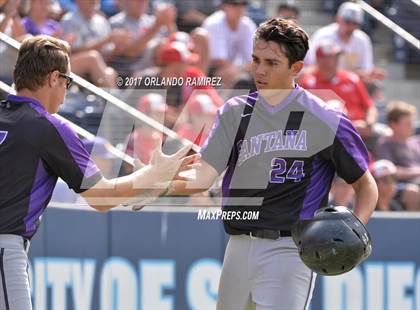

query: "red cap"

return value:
[187, 94, 218, 116]
[316, 40, 342, 58]
[137, 93, 166, 113]
[159, 41, 200, 65]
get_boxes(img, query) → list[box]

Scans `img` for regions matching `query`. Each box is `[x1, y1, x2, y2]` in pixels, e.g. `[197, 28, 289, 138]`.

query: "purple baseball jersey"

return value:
[0, 95, 102, 238]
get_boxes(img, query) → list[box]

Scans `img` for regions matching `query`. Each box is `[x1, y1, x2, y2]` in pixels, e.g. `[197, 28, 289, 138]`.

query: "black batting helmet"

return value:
[292, 206, 372, 276]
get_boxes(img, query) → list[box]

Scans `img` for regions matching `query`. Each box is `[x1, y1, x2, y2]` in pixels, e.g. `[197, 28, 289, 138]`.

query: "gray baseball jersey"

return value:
[201, 84, 369, 234]
[200, 85, 369, 309]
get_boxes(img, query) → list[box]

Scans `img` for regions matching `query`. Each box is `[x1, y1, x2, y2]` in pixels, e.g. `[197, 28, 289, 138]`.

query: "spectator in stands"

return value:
[126, 93, 166, 165]
[101, 0, 120, 17]
[300, 40, 378, 139]
[375, 101, 420, 211]
[277, 2, 300, 23]
[166, 31, 210, 76]
[57, 0, 78, 13]
[21, 0, 116, 87]
[22, 0, 62, 37]
[202, 0, 256, 88]
[177, 93, 218, 146]
[370, 159, 403, 211]
[174, 0, 218, 33]
[135, 41, 223, 110]
[305, 1, 386, 84]
[0, 0, 27, 83]
[108, 0, 177, 76]
[60, 0, 128, 86]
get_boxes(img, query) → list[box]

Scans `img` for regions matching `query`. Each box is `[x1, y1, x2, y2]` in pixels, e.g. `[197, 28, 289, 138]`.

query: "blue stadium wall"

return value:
[28, 207, 420, 310]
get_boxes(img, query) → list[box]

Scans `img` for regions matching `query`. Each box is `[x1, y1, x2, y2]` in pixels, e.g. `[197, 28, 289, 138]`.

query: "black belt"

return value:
[246, 229, 292, 240]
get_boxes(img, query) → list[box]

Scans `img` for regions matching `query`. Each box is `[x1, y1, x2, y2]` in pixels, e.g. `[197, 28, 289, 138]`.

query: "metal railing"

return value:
[0, 32, 201, 153]
[357, 0, 420, 50]
[0, 80, 138, 166]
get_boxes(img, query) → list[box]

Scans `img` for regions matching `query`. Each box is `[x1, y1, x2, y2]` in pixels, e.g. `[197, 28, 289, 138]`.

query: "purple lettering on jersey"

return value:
[238, 130, 308, 166]
[237, 139, 249, 165]
[270, 157, 287, 183]
[284, 130, 298, 150]
[295, 130, 307, 151]
[270, 131, 284, 151]
[269, 158, 305, 183]
[249, 134, 263, 157]
[0, 131, 7, 145]
[262, 131, 276, 152]
[286, 160, 305, 182]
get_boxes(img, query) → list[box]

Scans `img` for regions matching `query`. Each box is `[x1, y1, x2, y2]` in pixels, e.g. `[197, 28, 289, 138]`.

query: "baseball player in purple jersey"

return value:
[164, 19, 378, 309]
[0, 35, 197, 310]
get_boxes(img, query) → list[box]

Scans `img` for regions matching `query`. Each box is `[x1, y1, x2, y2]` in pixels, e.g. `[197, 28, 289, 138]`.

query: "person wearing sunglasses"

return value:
[58, 72, 73, 89]
[0, 35, 198, 310]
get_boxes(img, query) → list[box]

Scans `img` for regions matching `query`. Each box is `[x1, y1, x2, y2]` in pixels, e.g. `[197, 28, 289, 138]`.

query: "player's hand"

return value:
[149, 135, 200, 184]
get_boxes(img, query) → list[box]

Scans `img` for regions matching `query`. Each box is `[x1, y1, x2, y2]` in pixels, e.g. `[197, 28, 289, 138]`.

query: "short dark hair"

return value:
[277, 3, 300, 16]
[254, 18, 309, 67]
[13, 35, 70, 91]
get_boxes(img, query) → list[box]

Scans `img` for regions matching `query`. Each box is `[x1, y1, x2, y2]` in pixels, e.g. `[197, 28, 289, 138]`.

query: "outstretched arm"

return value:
[80, 137, 199, 211]
[167, 159, 220, 196]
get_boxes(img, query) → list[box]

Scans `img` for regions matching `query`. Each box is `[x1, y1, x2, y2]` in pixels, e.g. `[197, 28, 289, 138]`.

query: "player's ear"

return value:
[48, 70, 59, 88]
[291, 61, 304, 76]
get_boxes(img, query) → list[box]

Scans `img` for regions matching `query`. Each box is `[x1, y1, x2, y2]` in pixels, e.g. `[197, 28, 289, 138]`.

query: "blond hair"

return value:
[386, 101, 417, 124]
[13, 35, 70, 91]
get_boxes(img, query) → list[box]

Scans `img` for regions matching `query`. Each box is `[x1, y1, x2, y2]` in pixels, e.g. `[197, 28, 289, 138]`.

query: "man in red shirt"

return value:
[300, 40, 377, 138]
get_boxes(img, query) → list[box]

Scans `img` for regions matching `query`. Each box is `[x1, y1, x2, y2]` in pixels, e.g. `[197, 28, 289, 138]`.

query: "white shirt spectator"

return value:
[202, 10, 256, 66]
[109, 11, 155, 33]
[108, 12, 165, 73]
[305, 23, 373, 71]
[61, 10, 112, 52]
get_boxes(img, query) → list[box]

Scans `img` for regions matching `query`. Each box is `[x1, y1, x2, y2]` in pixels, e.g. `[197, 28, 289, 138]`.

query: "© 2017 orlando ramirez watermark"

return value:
[116, 75, 223, 88]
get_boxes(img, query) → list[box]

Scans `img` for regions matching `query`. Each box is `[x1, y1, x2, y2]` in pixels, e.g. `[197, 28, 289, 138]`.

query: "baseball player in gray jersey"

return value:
[163, 18, 378, 309]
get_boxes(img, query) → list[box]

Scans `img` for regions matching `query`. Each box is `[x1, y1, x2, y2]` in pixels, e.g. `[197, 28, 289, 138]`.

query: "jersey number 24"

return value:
[270, 158, 305, 183]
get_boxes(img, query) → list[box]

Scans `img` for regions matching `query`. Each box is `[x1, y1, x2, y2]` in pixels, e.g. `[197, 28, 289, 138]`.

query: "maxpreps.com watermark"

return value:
[197, 209, 260, 221]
